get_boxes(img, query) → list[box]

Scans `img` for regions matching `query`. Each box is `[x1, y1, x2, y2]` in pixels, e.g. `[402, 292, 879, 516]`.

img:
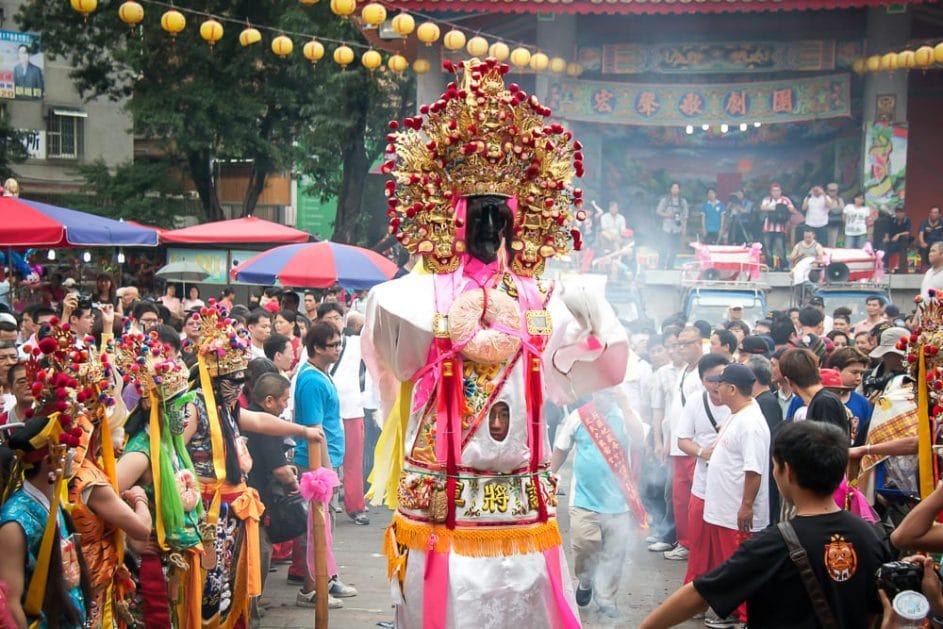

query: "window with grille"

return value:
[46, 112, 84, 159]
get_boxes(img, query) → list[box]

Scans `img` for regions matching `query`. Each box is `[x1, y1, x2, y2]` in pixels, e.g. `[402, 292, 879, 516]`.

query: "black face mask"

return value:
[466, 196, 512, 264]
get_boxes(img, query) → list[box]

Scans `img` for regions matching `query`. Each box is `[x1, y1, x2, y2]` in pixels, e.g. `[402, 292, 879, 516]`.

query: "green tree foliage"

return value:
[17, 1, 413, 243]
[0, 108, 28, 180]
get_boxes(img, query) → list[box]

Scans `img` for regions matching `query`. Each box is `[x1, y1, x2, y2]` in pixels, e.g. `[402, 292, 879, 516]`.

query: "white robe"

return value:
[363, 270, 628, 628]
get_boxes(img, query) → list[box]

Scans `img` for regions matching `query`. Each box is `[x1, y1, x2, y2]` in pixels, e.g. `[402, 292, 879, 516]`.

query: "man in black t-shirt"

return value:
[778, 348, 850, 437]
[243, 373, 314, 618]
[640, 421, 890, 629]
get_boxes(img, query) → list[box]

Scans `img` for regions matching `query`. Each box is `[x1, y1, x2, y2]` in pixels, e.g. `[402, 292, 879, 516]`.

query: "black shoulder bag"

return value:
[702, 391, 719, 433]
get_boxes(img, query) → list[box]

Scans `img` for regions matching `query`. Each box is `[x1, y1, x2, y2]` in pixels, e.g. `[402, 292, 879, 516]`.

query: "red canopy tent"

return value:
[160, 216, 310, 245]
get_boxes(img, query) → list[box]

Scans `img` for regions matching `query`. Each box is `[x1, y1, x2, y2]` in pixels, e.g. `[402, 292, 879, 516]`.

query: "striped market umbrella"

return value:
[230, 241, 397, 289]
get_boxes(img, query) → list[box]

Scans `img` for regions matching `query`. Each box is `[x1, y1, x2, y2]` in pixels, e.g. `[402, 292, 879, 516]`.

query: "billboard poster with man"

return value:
[0, 30, 44, 100]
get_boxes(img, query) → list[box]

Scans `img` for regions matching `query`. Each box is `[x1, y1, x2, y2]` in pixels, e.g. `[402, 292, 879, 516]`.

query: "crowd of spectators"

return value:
[581, 181, 940, 274]
[558, 293, 943, 627]
[0, 278, 377, 616]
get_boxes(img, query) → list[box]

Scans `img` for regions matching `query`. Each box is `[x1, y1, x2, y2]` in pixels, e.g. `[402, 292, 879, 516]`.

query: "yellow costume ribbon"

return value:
[23, 418, 65, 617]
[147, 393, 169, 550]
[366, 380, 414, 510]
[230, 487, 265, 598]
[918, 352, 934, 498]
[197, 354, 229, 522]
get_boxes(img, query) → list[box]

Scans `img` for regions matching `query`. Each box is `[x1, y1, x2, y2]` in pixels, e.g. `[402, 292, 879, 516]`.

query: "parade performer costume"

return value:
[115, 330, 205, 628]
[188, 302, 263, 628]
[0, 415, 90, 629]
[25, 320, 134, 628]
[363, 58, 628, 628]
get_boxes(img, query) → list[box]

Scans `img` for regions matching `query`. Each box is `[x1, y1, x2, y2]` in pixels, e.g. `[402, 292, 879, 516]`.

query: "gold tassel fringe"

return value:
[384, 513, 562, 560]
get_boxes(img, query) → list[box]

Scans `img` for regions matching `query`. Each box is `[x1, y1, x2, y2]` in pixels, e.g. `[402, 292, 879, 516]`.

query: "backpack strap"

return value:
[777, 521, 840, 629]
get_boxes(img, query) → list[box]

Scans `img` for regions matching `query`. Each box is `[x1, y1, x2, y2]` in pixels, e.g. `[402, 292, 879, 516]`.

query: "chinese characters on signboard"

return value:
[18, 129, 44, 159]
[0, 30, 44, 100]
[546, 74, 850, 126]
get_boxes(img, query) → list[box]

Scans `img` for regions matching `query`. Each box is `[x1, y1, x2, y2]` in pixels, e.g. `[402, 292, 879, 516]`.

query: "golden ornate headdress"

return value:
[381, 57, 585, 276]
[193, 300, 249, 377]
[904, 290, 943, 499]
[115, 331, 190, 402]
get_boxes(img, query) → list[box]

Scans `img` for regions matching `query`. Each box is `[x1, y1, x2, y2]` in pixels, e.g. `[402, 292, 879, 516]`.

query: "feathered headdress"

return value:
[381, 57, 585, 277]
[114, 331, 190, 402]
[193, 300, 249, 377]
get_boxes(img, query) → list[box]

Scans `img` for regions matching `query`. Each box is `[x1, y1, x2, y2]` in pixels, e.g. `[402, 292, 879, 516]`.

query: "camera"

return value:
[876, 561, 938, 598]
[863, 371, 897, 396]
[674, 213, 682, 227]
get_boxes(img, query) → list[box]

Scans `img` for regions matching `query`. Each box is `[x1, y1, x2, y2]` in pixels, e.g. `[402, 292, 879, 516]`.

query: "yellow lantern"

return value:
[71, 0, 98, 18]
[489, 42, 510, 61]
[443, 29, 466, 52]
[510, 47, 531, 69]
[549, 56, 567, 73]
[413, 58, 431, 74]
[935, 42, 943, 64]
[915, 45, 934, 68]
[330, 0, 357, 19]
[160, 10, 186, 37]
[118, 1, 144, 27]
[239, 26, 262, 47]
[416, 22, 440, 47]
[391, 13, 415, 37]
[361, 3, 387, 27]
[466, 36, 489, 58]
[303, 40, 325, 64]
[896, 50, 915, 70]
[272, 35, 294, 58]
[880, 52, 898, 71]
[865, 55, 881, 72]
[362, 49, 382, 71]
[334, 44, 355, 69]
[851, 58, 865, 73]
[388, 54, 408, 74]
[529, 52, 549, 71]
[566, 62, 583, 77]
[199, 19, 224, 47]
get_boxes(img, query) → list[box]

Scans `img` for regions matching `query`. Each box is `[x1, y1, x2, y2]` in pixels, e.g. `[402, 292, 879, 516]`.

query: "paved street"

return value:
[257, 466, 701, 628]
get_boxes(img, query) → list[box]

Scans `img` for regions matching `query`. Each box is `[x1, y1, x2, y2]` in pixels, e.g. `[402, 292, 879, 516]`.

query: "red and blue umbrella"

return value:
[0, 197, 159, 247]
[231, 241, 397, 289]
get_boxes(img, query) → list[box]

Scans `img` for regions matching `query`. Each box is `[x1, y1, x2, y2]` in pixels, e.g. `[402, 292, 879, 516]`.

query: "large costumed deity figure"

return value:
[363, 58, 628, 628]
[115, 329, 206, 628]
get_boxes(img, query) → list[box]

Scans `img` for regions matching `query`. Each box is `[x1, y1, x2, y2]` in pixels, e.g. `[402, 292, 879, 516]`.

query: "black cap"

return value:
[809, 296, 824, 306]
[705, 363, 757, 390]
[740, 335, 771, 357]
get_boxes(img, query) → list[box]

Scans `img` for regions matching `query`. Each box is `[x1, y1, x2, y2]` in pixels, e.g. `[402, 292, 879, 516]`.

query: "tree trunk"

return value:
[241, 164, 268, 218]
[186, 148, 223, 222]
[333, 87, 370, 245]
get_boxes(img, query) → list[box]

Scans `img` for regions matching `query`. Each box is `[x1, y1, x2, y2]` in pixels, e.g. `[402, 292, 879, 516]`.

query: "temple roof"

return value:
[390, 0, 919, 15]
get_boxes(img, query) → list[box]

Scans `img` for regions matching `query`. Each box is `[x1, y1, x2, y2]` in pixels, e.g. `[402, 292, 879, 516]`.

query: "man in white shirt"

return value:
[599, 201, 627, 252]
[247, 309, 272, 360]
[921, 242, 943, 299]
[700, 363, 771, 626]
[648, 327, 684, 550]
[801, 185, 830, 246]
[649, 326, 704, 556]
[675, 354, 731, 574]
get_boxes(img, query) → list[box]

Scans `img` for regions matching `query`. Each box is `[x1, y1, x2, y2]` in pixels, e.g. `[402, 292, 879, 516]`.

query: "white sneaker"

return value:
[296, 589, 343, 609]
[647, 541, 674, 552]
[664, 545, 689, 560]
[329, 578, 358, 598]
[644, 534, 659, 544]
